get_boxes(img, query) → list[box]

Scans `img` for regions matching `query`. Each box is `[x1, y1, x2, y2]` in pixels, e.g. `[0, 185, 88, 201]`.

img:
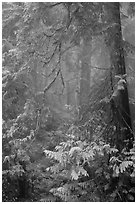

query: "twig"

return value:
[47, 64, 59, 77]
[91, 65, 109, 70]
[47, 44, 61, 77]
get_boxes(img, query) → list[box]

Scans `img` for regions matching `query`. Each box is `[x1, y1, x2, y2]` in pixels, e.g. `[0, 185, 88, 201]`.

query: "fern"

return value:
[50, 186, 71, 201]
[110, 144, 135, 177]
[119, 161, 133, 173]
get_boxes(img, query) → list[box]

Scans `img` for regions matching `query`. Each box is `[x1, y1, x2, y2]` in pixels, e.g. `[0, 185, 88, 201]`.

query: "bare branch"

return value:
[43, 2, 63, 8]
[61, 44, 75, 55]
[47, 61, 60, 77]
[43, 69, 60, 94]
[58, 43, 65, 92]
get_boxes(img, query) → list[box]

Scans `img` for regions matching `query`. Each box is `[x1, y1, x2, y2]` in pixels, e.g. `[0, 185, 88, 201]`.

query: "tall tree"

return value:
[104, 3, 133, 150]
[79, 39, 91, 117]
[66, 3, 102, 118]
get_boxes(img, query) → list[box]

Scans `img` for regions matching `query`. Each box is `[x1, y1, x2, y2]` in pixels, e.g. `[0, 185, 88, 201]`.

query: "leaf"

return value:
[104, 184, 109, 191]
[103, 144, 110, 149]
[103, 144, 110, 153]
[78, 181, 89, 189]
[44, 150, 55, 159]
[129, 187, 135, 193]
[78, 166, 88, 177]
[115, 166, 119, 175]
[55, 145, 62, 150]
[119, 161, 133, 173]
[100, 97, 110, 104]
[69, 147, 81, 157]
[127, 194, 134, 201]
[105, 173, 110, 180]
[112, 90, 119, 99]
[122, 189, 128, 194]
[3, 156, 10, 163]
[82, 151, 94, 162]
[50, 186, 71, 201]
[113, 164, 119, 177]
[130, 171, 135, 177]
[10, 154, 15, 160]
[88, 149, 95, 158]
[95, 167, 103, 175]
[110, 191, 117, 198]
[118, 78, 126, 84]
[26, 135, 32, 140]
[117, 84, 125, 90]
[22, 137, 27, 142]
[46, 164, 62, 173]
[110, 156, 121, 163]
[115, 75, 122, 79]
[71, 169, 78, 180]
[109, 147, 118, 153]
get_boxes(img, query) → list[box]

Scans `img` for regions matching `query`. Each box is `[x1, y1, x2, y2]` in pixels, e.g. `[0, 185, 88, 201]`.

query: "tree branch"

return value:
[43, 69, 60, 94]
[44, 2, 63, 8]
[58, 42, 65, 92]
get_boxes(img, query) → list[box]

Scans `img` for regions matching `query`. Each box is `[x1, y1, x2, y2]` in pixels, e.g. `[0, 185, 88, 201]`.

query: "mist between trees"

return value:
[2, 2, 135, 202]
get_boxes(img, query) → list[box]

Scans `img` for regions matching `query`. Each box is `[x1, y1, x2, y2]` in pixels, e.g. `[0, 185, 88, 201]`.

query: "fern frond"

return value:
[71, 169, 79, 180]
[69, 146, 82, 157]
[82, 150, 94, 161]
[46, 163, 63, 174]
[78, 180, 95, 189]
[50, 186, 71, 201]
[119, 161, 134, 173]
[44, 150, 64, 163]
[3, 155, 10, 163]
[77, 166, 88, 177]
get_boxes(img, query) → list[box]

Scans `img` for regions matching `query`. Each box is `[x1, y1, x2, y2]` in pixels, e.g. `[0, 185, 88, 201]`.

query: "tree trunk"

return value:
[79, 39, 91, 118]
[30, 57, 38, 93]
[105, 3, 133, 150]
[66, 81, 70, 106]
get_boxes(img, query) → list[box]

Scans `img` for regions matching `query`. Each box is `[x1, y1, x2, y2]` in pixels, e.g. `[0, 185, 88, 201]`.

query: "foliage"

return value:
[43, 127, 135, 201]
[2, 75, 64, 201]
[2, 2, 135, 202]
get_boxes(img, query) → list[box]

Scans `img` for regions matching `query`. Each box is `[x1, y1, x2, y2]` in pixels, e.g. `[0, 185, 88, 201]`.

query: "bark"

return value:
[105, 3, 133, 150]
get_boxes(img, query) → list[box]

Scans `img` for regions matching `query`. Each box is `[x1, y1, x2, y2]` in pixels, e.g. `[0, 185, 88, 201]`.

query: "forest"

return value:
[2, 2, 135, 202]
